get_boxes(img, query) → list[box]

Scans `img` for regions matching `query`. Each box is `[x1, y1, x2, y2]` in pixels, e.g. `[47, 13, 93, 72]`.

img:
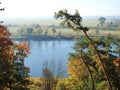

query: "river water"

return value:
[24, 39, 75, 77]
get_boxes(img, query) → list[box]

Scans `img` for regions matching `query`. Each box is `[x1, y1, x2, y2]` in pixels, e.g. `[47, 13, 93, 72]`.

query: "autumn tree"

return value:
[54, 9, 120, 90]
[0, 25, 30, 90]
[67, 59, 91, 90]
[0, 1, 31, 89]
[0, 25, 13, 89]
[69, 35, 120, 89]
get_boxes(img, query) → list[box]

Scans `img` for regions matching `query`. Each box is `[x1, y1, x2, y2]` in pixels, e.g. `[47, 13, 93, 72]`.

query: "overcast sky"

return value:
[1, 0, 120, 18]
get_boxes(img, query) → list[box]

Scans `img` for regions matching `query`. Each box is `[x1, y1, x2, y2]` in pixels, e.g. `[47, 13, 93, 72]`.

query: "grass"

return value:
[7, 18, 120, 38]
[82, 19, 99, 27]
[99, 30, 120, 35]
[9, 27, 19, 34]
[9, 26, 120, 38]
[29, 77, 42, 90]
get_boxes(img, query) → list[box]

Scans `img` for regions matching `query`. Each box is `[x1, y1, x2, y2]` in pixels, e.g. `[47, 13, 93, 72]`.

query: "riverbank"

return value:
[11, 34, 117, 41]
[11, 35, 75, 41]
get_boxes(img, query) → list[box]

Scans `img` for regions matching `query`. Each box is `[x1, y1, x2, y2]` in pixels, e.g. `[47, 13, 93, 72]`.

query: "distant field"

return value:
[82, 19, 99, 27]
[99, 30, 120, 36]
[6, 18, 119, 38]
[9, 26, 120, 38]
[8, 27, 19, 33]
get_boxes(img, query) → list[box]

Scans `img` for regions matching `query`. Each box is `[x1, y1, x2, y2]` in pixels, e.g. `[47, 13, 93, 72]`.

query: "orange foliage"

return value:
[0, 24, 30, 88]
[0, 25, 10, 38]
[8, 51, 14, 56]
[19, 40, 30, 53]
[0, 25, 6, 31]
[0, 25, 30, 62]
[113, 58, 120, 67]
[0, 25, 12, 47]
[13, 40, 30, 54]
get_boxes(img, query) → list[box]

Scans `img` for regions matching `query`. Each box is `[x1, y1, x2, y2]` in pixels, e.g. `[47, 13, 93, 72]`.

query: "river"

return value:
[24, 39, 75, 77]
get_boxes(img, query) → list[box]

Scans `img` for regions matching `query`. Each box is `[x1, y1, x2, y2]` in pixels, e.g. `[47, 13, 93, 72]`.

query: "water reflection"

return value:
[25, 40, 74, 77]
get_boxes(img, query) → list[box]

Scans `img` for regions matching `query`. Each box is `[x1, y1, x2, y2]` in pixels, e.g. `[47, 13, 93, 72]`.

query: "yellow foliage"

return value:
[67, 59, 88, 77]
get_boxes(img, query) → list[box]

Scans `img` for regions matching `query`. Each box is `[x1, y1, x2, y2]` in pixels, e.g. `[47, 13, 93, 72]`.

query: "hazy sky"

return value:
[1, 0, 120, 18]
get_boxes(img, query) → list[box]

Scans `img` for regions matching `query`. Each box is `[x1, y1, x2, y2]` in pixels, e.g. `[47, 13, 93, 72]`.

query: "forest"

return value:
[0, 1, 120, 90]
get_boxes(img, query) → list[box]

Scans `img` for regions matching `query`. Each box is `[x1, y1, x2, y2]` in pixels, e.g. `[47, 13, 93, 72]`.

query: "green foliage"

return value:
[54, 9, 88, 32]
[55, 9, 120, 90]
[98, 17, 106, 26]
[96, 81, 108, 90]
[51, 25, 56, 36]
[68, 36, 120, 89]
